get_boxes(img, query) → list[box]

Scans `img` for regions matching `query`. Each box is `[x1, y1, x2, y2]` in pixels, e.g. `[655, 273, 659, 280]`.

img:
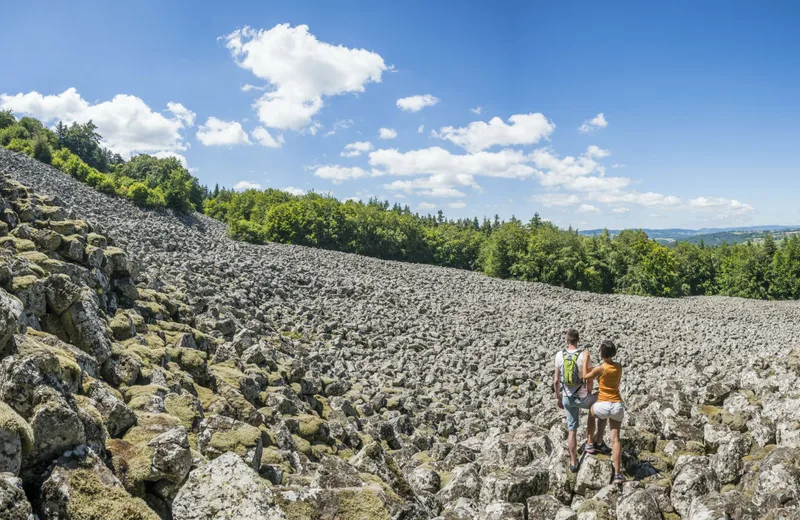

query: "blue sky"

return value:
[1, 1, 799, 229]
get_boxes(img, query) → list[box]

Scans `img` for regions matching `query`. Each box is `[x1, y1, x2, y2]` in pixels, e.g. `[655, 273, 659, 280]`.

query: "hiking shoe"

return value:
[578, 441, 587, 454]
[613, 473, 625, 485]
[596, 442, 612, 455]
[570, 463, 579, 473]
[585, 443, 597, 455]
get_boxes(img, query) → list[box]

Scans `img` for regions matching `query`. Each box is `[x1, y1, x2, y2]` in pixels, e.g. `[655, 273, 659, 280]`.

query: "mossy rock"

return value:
[700, 405, 745, 431]
[0, 236, 36, 252]
[17, 251, 50, 265]
[207, 420, 261, 458]
[61, 468, 160, 520]
[296, 413, 327, 441]
[163, 393, 203, 431]
[293, 434, 312, 456]
[0, 400, 34, 456]
[109, 313, 136, 340]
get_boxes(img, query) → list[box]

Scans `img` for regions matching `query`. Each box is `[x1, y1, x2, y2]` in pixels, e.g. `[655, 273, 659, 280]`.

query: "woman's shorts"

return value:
[593, 401, 625, 422]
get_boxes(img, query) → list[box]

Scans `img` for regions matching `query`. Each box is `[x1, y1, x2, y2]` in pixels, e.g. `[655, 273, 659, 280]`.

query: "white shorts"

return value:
[593, 401, 625, 422]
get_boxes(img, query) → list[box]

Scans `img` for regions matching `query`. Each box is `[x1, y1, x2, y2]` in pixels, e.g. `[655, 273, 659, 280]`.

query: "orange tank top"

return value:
[598, 362, 622, 402]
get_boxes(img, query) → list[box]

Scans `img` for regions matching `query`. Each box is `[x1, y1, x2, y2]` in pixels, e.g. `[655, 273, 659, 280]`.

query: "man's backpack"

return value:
[561, 349, 584, 394]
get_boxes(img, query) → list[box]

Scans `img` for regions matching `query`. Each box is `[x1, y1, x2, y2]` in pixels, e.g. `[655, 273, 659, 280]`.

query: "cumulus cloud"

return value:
[396, 94, 439, 112]
[434, 113, 555, 153]
[576, 204, 600, 215]
[0, 87, 193, 158]
[530, 146, 626, 191]
[222, 24, 388, 132]
[379, 127, 397, 140]
[282, 186, 305, 196]
[314, 165, 370, 183]
[688, 197, 754, 216]
[531, 193, 581, 207]
[384, 179, 468, 198]
[251, 126, 284, 148]
[233, 181, 262, 191]
[341, 141, 373, 158]
[579, 113, 608, 133]
[370, 147, 535, 180]
[197, 117, 251, 146]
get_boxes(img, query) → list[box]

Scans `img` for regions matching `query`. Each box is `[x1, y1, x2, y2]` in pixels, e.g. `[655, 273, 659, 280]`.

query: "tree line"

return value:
[3, 111, 799, 300]
[0, 111, 205, 213]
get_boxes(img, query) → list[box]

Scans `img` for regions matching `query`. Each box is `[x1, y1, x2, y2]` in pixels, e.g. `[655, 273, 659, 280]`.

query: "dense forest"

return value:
[3, 111, 800, 300]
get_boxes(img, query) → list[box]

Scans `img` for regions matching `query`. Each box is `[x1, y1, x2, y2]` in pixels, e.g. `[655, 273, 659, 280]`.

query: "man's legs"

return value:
[564, 398, 580, 468]
[567, 429, 578, 467]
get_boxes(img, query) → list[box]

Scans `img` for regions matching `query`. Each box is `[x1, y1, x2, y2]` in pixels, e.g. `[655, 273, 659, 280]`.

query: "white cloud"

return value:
[251, 126, 284, 148]
[233, 181, 262, 191]
[470, 106, 482, 115]
[384, 179, 468, 198]
[611, 207, 630, 214]
[241, 84, 267, 92]
[314, 165, 370, 183]
[448, 201, 466, 209]
[282, 186, 305, 196]
[418, 202, 436, 210]
[324, 119, 354, 136]
[688, 197, 754, 216]
[370, 147, 534, 180]
[417, 125, 424, 133]
[0, 87, 193, 158]
[341, 141, 373, 158]
[434, 113, 555, 152]
[302, 122, 323, 136]
[152, 151, 189, 168]
[379, 127, 397, 140]
[587, 191, 681, 206]
[396, 94, 439, 112]
[531, 193, 581, 207]
[197, 117, 251, 146]
[530, 146, 626, 191]
[576, 204, 600, 215]
[579, 113, 608, 133]
[222, 24, 388, 132]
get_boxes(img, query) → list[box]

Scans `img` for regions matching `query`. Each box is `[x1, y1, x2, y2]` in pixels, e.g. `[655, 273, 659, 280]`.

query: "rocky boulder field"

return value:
[0, 147, 799, 520]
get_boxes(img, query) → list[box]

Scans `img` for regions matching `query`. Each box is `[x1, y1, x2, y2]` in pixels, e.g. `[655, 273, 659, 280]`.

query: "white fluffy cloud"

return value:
[434, 113, 555, 152]
[197, 117, 251, 146]
[251, 126, 284, 148]
[233, 181, 262, 191]
[396, 94, 439, 112]
[370, 147, 535, 180]
[576, 204, 600, 215]
[688, 197, 754, 215]
[579, 113, 608, 133]
[531, 193, 581, 207]
[282, 186, 305, 196]
[223, 24, 388, 131]
[0, 88, 193, 158]
[530, 146, 627, 191]
[341, 141, 373, 158]
[314, 165, 370, 183]
[384, 179, 468, 198]
[379, 128, 397, 140]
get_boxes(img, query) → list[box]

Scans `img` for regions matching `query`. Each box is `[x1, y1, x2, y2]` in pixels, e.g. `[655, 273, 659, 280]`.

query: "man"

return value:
[553, 329, 609, 472]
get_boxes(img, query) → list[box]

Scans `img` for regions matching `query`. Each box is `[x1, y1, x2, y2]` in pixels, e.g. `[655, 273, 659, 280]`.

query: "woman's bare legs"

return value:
[610, 419, 622, 475]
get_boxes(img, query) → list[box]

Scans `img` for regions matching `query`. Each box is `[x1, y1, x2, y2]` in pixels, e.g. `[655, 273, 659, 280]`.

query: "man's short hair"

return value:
[566, 329, 579, 345]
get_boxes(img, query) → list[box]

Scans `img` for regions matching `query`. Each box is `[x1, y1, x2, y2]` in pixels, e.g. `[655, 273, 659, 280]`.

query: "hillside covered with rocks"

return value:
[0, 146, 799, 520]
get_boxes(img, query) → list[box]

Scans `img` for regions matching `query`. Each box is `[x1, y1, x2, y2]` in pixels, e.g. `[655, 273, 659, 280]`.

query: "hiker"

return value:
[554, 329, 601, 472]
[582, 339, 625, 484]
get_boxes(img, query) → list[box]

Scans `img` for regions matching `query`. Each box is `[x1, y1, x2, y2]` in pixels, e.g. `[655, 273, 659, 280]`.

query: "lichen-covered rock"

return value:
[479, 466, 548, 504]
[0, 472, 33, 520]
[671, 456, 721, 517]
[685, 491, 759, 520]
[0, 289, 22, 355]
[82, 378, 136, 437]
[350, 442, 415, 500]
[409, 465, 441, 494]
[575, 455, 613, 495]
[148, 426, 192, 484]
[615, 489, 661, 520]
[480, 501, 525, 520]
[310, 455, 363, 488]
[172, 452, 286, 520]
[42, 274, 82, 316]
[26, 394, 86, 469]
[438, 463, 481, 506]
[61, 290, 112, 363]
[526, 494, 567, 520]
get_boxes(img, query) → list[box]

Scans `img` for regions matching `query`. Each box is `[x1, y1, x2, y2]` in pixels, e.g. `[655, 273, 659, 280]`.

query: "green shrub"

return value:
[0, 124, 29, 146]
[97, 177, 117, 195]
[128, 182, 150, 205]
[86, 172, 105, 187]
[32, 134, 53, 164]
[6, 137, 33, 156]
[0, 110, 15, 130]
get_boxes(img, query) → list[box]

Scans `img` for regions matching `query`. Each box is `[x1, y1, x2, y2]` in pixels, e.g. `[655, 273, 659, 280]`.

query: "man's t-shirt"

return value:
[555, 348, 591, 399]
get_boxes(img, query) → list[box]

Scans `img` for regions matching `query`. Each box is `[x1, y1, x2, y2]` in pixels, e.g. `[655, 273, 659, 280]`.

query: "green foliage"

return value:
[0, 110, 16, 130]
[32, 132, 53, 163]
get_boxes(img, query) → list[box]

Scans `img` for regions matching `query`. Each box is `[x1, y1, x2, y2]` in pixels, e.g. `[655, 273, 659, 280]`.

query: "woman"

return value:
[582, 339, 625, 485]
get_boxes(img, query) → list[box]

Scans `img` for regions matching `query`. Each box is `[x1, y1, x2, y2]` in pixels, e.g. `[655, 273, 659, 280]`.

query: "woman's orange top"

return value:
[598, 361, 622, 402]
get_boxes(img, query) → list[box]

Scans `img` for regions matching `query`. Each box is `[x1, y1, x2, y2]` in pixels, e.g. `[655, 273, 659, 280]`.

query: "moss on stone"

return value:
[336, 489, 391, 520]
[296, 413, 326, 440]
[0, 236, 36, 252]
[209, 422, 261, 457]
[0, 400, 34, 456]
[292, 434, 312, 456]
[65, 469, 159, 520]
[163, 393, 201, 431]
[122, 385, 167, 404]
[210, 360, 246, 388]
[700, 405, 744, 431]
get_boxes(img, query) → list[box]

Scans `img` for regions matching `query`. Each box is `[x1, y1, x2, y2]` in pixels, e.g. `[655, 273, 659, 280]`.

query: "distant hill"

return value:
[580, 225, 800, 245]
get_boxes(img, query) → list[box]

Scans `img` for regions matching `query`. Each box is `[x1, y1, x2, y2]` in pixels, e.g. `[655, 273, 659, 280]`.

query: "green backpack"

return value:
[561, 349, 584, 394]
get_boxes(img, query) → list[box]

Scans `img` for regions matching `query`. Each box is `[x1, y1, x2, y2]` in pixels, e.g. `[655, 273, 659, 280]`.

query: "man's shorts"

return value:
[593, 401, 625, 422]
[562, 393, 598, 431]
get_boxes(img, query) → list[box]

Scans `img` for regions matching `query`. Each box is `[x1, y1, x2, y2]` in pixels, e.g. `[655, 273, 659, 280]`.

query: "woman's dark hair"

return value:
[600, 340, 617, 359]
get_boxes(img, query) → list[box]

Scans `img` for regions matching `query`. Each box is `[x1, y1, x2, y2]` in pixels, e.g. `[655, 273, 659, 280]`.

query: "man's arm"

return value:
[554, 363, 564, 409]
